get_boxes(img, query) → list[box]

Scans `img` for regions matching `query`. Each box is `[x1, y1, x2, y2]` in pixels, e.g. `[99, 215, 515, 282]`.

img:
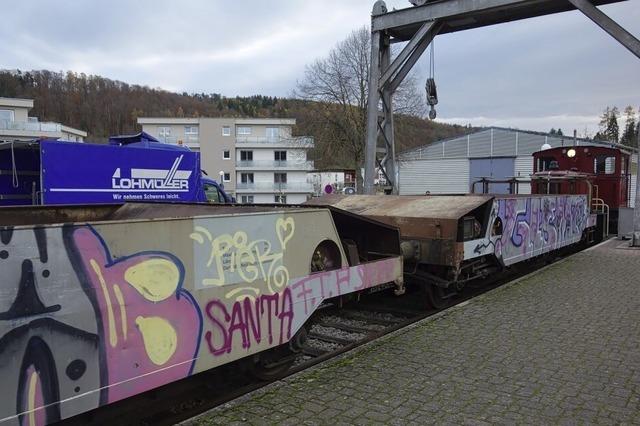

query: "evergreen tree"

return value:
[598, 106, 620, 143]
[607, 106, 620, 143]
[620, 105, 637, 147]
[598, 106, 611, 136]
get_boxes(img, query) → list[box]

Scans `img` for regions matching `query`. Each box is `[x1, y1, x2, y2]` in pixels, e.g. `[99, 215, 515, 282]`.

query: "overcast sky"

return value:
[1, 0, 639, 136]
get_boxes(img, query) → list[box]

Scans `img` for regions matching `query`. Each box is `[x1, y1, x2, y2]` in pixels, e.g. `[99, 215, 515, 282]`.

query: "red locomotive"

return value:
[531, 145, 632, 233]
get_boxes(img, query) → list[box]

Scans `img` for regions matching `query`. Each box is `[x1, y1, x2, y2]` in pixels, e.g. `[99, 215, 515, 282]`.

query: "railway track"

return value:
[60, 250, 575, 426]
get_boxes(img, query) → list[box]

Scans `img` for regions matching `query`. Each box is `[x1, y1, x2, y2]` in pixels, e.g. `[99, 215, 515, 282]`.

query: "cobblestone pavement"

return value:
[189, 240, 640, 425]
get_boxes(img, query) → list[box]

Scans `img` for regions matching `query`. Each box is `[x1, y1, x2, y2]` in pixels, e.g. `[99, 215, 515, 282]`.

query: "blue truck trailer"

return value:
[0, 132, 233, 206]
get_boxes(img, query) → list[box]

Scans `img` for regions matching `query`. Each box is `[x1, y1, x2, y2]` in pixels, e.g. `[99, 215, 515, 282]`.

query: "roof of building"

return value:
[398, 126, 637, 161]
[0, 97, 34, 108]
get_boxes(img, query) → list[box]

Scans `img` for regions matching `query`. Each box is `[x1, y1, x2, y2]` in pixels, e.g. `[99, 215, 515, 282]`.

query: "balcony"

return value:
[158, 135, 200, 148]
[236, 182, 314, 193]
[0, 120, 64, 133]
[236, 160, 314, 171]
[235, 136, 314, 148]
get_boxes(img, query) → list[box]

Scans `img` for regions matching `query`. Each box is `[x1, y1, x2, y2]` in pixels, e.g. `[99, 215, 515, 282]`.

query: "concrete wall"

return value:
[8, 106, 29, 122]
[199, 118, 236, 194]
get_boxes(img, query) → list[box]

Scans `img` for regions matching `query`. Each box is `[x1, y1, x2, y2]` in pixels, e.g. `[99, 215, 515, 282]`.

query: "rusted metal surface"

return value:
[419, 239, 464, 267]
[0, 203, 308, 227]
[305, 195, 493, 240]
[0, 204, 122, 226]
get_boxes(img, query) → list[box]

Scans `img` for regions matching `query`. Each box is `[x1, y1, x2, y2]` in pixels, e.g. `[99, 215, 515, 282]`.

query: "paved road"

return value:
[189, 240, 640, 425]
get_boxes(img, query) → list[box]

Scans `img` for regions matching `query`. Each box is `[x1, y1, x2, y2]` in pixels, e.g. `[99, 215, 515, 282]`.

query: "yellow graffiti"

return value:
[190, 216, 295, 299]
[276, 217, 295, 248]
[113, 284, 128, 340]
[225, 286, 260, 301]
[90, 259, 118, 348]
[135, 316, 178, 366]
[124, 258, 180, 302]
[27, 370, 38, 426]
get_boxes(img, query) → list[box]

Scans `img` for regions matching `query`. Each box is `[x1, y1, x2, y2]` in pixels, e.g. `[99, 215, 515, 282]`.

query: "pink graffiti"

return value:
[72, 227, 202, 403]
[291, 258, 399, 316]
[204, 288, 294, 356]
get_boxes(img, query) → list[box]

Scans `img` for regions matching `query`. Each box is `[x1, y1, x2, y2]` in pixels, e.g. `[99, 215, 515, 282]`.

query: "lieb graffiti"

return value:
[190, 216, 295, 297]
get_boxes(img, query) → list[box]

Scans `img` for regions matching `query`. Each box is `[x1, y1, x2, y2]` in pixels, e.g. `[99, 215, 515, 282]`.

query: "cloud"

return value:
[437, 114, 603, 137]
[0, 0, 638, 134]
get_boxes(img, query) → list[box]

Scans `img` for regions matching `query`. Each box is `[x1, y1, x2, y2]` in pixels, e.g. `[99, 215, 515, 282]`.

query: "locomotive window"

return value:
[462, 216, 482, 241]
[491, 217, 503, 236]
[594, 156, 616, 175]
[538, 157, 556, 172]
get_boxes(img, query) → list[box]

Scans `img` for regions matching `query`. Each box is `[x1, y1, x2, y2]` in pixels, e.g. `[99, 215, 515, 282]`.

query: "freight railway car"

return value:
[306, 193, 598, 307]
[0, 203, 403, 425]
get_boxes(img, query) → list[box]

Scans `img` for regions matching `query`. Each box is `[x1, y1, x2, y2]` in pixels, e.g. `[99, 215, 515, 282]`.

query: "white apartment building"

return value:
[137, 117, 314, 204]
[0, 97, 87, 142]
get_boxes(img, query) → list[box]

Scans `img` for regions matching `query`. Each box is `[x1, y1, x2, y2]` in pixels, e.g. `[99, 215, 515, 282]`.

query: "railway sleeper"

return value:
[307, 332, 357, 346]
[316, 320, 376, 334]
[339, 309, 406, 326]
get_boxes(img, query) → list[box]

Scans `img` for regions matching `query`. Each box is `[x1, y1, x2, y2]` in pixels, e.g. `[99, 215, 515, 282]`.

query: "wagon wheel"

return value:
[425, 284, 450, 310]
[248, 327, 307, 381]
[310, 240, 342, 274]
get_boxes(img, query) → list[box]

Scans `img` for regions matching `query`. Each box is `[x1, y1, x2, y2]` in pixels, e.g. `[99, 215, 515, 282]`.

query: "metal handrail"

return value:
[592, 197, 610, 237]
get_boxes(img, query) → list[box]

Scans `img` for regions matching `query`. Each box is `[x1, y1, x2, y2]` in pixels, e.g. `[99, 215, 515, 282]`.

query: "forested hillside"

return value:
[0, 70, 472, 168]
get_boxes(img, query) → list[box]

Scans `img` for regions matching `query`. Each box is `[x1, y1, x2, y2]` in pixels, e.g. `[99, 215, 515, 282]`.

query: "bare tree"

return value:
[295, 26, 425, 188]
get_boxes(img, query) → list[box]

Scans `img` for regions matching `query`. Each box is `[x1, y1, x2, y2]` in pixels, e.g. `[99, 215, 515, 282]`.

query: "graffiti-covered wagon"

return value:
[306, 194, 597, 307]
[0, 203, 403, 425]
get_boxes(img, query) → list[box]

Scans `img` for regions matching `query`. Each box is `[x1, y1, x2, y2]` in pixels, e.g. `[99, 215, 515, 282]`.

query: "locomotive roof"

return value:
[533, 145, 631, 156]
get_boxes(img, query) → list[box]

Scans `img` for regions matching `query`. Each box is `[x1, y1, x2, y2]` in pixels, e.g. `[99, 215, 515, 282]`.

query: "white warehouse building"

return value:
[398, 127, 637, 207]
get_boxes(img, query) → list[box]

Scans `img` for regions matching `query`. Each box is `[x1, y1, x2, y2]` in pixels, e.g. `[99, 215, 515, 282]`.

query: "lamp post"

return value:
[632, 124, 640, 247]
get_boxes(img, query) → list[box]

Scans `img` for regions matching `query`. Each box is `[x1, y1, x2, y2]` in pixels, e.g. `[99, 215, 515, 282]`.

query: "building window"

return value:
[222, 126, 231, 136]
[240, 150, 253, 161]
[184, 126, 198, 135]
[266, 127, 280, 139]
[158, 126, 171, 142]
[223, 150, 230, 160]
[0, 109, 14, 122]
[241, 195, 254, 204]
[274, 173, 287, 184]
[240, 173, 254, 184]
[275, 194, 287, 204]
[274, 150, 287, 162]
[223, 173, 231, 182]
[237, 126, 252, 136]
